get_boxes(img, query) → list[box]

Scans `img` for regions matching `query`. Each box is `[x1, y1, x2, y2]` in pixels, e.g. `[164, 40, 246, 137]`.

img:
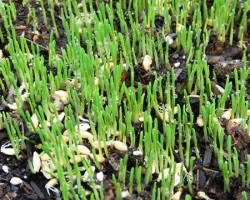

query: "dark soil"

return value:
[0, 0, 250, 200]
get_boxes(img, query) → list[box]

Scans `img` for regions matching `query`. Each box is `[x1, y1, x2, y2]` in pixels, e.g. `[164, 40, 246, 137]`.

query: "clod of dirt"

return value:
[212, 60, 250, 80]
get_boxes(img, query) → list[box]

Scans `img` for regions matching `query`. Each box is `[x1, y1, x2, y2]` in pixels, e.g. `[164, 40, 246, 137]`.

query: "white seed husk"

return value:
[96, 171, 104, 182]
[142, 55, 152, 71]
[33, 151, 41, 173]
[121, 190, 130, 198]
[10, 177, 23, 185]
[2, 165, 9, 173]
[133, 150, 143, 156]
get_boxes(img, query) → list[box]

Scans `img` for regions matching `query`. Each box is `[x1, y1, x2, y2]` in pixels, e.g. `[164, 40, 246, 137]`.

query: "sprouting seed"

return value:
[0, 141, 16, 155]
[10, 177, 23, 185]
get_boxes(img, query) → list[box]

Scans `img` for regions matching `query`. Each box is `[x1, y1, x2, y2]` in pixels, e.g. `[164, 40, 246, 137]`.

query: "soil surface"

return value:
[1, 1, 250, 200]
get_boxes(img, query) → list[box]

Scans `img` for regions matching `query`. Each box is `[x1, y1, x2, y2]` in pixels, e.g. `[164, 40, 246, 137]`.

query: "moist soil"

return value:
[0, 1, 250, 200]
